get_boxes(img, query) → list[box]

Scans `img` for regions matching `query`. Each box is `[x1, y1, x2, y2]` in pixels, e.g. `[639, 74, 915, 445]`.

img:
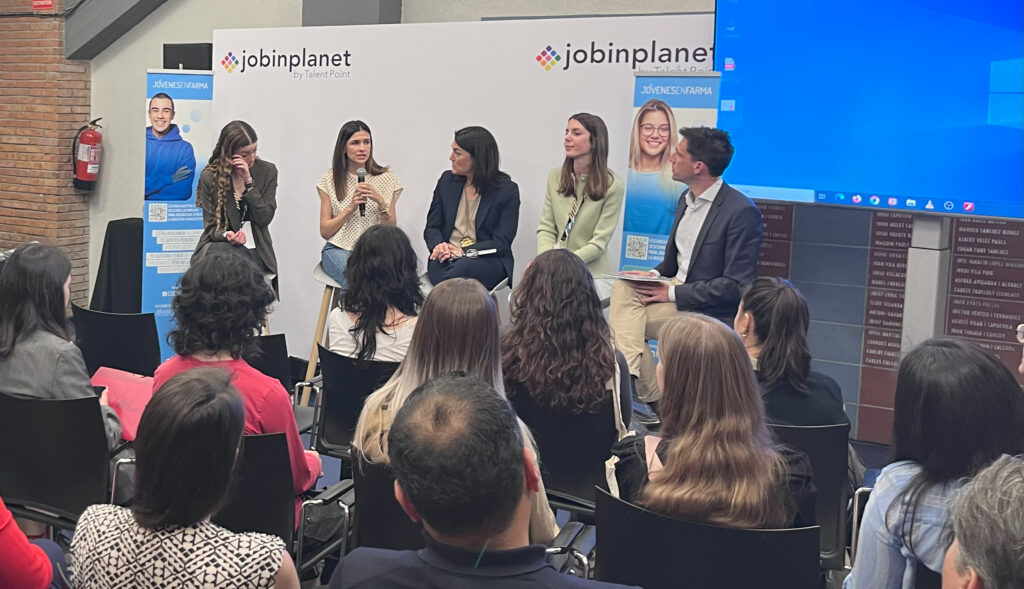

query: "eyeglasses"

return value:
[1017, 323, 1024, 343]
[640, 124, 671, 137]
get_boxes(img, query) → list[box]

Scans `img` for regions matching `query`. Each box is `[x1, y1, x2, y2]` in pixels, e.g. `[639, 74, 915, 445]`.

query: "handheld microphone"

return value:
[357, 167, 367, 216]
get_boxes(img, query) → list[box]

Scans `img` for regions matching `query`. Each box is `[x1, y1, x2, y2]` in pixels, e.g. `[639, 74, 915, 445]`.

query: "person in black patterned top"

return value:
[70, 368, 299, 589]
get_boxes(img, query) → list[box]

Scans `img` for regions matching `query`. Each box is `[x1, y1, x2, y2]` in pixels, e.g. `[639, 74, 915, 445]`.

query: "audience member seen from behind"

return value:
[330, 373, 637, 589]
[609, 313, 815, 528]
[942, 454, 1024, 589]
[154, 252, 320, 518]
[0, 493, 68, 589]
[71, 368, 299, 589]
[0, 243, 129, 502]
[327, 225, 423, 362]
[352, 278, 558, 543]
[844, 338, 1024, 589]
[502, 249, 631, 433]
[735, 277, 849, 426]
[424, 126, 520, 290]
[536, 113, 625, 276]
[317, 120, 404, 286]
[192, 120, 280, 293]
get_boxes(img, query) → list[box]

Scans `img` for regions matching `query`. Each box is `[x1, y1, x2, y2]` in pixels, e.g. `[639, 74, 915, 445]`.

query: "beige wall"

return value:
[401, 0, 713, 23]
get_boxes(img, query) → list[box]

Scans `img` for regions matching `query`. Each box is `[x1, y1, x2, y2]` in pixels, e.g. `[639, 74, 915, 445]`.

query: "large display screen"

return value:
[715, 0, 1023, 219]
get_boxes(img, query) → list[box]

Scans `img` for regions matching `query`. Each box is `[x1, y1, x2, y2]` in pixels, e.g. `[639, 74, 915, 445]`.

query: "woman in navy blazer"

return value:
[424, 126, 520, 290]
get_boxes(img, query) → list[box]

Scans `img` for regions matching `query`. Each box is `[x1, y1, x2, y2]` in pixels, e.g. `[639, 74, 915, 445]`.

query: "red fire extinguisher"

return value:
[73, 118, 103, 191]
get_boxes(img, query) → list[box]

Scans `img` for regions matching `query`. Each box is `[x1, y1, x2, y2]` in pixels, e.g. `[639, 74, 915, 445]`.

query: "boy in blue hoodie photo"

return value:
[145, 93, 196, 201]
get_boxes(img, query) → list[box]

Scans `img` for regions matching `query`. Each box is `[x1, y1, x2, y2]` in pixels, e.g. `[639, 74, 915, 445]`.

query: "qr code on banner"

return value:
[624, 235, 649, 260]
[148, 203, 167, 223]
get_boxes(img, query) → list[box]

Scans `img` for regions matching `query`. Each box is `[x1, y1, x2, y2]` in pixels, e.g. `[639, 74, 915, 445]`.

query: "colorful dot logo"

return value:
[535, 45, 561, 71]
[221, 52, 239, 73]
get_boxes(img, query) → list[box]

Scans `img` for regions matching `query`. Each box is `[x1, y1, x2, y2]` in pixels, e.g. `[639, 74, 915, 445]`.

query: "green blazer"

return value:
[537, 167, 625, 275]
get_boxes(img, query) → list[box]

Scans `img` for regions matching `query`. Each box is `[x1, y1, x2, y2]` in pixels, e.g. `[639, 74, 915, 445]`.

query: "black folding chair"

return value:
[769, 422, 850, 570]
[0, 393, 110, 530]
[246, 334, 315, 434]
[509, 391, 618, 519]
[312, 345, 398, 464]
[212, 433, 352, 576]
[350, 450, 424, 551]
[594, 487, 821, 589]
[71, 303, 160, 377]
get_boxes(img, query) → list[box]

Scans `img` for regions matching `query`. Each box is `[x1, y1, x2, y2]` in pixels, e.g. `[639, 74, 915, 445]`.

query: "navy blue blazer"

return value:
[653, 182, 762, 323]
[423, 170, 520, 283]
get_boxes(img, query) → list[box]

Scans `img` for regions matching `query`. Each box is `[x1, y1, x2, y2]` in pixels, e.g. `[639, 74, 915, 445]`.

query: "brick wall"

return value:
[0, 0, 91, 304]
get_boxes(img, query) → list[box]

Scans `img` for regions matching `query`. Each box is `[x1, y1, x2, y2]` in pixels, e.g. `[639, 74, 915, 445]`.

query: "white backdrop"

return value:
[212, 14, 714, 356]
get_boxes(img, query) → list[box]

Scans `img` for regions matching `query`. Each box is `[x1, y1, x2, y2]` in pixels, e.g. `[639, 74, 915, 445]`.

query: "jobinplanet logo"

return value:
[536, 41, 712, 72]
[535, 46, 562, 70]
[223, 47, 354, 80]
[221, 52, 239, 73]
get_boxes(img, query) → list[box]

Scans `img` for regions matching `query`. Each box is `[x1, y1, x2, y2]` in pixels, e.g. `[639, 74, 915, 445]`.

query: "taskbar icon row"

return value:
[814, 191, 974, 213]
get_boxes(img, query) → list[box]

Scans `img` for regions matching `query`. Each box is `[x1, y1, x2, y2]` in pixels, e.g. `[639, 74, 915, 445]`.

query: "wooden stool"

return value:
[302, 263, 343, 406]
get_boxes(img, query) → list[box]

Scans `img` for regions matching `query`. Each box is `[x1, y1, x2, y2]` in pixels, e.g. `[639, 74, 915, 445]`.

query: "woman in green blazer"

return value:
[536, 113, 625, 276]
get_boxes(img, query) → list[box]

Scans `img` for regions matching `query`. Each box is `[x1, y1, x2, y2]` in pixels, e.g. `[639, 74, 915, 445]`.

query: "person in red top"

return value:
[0, 496, 68, 589]
[153, 252, 321, 517]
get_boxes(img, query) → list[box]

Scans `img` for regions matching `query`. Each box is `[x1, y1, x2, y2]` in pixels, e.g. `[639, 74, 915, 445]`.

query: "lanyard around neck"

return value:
[560, 175, 587, 242]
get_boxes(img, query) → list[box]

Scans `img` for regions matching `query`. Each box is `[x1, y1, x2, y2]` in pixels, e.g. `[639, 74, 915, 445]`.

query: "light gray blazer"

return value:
[0, 328, 122, 448]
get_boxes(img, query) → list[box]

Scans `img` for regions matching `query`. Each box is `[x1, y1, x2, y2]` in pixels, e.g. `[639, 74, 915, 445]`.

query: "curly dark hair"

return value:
[501, 249, 615, 413]
[339, 225, 423, 361]
[169, 251, 274, 358]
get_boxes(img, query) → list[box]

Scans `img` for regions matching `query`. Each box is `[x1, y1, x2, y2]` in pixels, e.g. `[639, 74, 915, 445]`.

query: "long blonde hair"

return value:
[352, 278, 504, 462]
[640, 313, 787, 529]
[205, 120, 257, 232]
[628, 99, 678, 194]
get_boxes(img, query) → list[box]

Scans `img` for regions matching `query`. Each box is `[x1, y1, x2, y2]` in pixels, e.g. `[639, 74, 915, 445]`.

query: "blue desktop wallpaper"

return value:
[715, 0, 1023, 218]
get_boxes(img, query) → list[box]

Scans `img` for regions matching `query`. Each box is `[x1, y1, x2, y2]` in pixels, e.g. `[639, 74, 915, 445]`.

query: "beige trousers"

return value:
[608, 278, 684, 402]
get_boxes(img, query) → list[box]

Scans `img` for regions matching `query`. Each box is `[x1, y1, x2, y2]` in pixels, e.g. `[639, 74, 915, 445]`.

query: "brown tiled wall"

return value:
[0, 0, 91, 304]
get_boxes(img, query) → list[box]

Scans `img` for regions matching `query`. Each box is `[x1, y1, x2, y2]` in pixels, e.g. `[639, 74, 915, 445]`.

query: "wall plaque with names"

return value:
[946, 217, 1024, 383]
[870, 213, 913, 250]
[756, 201, 793, 278]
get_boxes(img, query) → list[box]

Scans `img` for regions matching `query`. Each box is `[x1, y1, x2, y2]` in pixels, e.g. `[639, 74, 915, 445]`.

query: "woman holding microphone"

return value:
[317, 120, 403, 286]
[537, 113, 625, 277]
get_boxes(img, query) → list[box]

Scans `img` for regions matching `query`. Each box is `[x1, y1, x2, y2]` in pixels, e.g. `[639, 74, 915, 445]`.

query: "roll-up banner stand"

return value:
[619, 71, 720, 270]
[142, 69, 213, 359]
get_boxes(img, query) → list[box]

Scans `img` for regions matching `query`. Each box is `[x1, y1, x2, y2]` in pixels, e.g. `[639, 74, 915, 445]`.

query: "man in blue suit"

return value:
[610, 127, 763, 402]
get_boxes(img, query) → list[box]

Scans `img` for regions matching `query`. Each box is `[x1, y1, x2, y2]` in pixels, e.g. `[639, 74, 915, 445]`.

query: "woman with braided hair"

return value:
[192, 120, 280, 294]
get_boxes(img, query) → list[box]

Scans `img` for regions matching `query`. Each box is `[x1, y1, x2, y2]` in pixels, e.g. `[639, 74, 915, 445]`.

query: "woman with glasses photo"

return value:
[623, 99, 685, 236]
